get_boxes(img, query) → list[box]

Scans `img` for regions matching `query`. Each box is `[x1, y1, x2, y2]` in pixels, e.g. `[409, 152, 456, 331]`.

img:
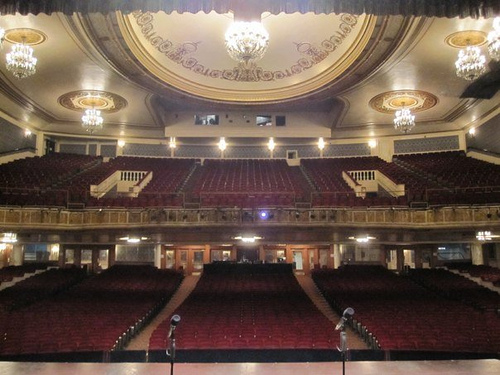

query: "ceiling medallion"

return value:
[370, 90, 437, 134]
[58, 90, 128, 113]
[369, 90, 438, 114]
[445, 30, 487, 48]
[59, 90, 127, 135]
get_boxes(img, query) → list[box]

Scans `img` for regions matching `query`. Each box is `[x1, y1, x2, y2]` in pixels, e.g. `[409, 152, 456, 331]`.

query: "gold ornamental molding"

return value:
[445, 30, 487, 48]
[117, 10, 376, 103]
[4, 28, 47, 45]
[58, 90, 128, 113]
[369, 90, 438, 114]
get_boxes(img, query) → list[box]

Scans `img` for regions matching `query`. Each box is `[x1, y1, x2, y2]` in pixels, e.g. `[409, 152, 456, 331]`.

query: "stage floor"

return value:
[0, 359, 498, 375]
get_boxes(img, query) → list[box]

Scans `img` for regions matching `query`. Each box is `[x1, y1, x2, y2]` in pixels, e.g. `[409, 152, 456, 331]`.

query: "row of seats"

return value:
[1, 152, 500, 208]
[407, 268, 500, 312]
[312, 265, 500, 353]
[0, 265, 183, 356]
[0, 264, 48, 283]
[149, 266, 339, 350]
[445, 263, 500, 287]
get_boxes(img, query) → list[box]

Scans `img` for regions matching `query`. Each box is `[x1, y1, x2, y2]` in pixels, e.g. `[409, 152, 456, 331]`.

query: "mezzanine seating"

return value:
[193, 159, 307, 208]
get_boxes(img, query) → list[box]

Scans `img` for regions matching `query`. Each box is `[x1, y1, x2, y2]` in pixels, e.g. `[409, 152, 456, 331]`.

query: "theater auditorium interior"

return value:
[0, 0, 499, 374]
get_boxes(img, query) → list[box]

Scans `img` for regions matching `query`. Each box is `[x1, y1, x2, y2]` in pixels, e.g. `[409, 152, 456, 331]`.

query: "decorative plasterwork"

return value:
[58, 90, 128, 113]
[445, 30, 487, 48]
[118, 10, 376, 102]
[369, 90, 438, 114]
[4, 28, 47, 45]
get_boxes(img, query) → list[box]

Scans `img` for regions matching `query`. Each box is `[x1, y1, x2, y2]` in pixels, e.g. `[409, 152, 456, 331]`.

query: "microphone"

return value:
[335, 307, 354, 330]
[168, 314, 181, 338]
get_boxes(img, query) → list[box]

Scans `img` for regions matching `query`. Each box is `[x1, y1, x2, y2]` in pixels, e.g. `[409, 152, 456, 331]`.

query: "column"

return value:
[471, 243, 484, 265]
[333, 244, 341, 269]
[154, 244, 162, 268]
[36, 131, 45, 156]
[11, 244, 24, 266]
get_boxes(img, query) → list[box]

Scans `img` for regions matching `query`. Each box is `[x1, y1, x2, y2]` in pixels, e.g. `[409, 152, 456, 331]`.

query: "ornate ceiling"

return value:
[0, 1, 498, 144]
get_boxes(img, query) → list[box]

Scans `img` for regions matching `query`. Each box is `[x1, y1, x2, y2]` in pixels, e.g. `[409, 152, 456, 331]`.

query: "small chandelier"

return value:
[225, 21, 269, 64]
[6, 39, 37, 79]
[393, 106, 415, 134]
[455, 45, 486, 81]
[82, 108, 104, 134]
[487, 17, 500, 61]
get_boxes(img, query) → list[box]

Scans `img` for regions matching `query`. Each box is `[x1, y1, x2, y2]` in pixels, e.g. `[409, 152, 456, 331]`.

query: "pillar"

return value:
[11, 244, 24, 266]
[333, 244, 341, 269]
[471, 243, 484, 265]
[154, 244, 162, 268]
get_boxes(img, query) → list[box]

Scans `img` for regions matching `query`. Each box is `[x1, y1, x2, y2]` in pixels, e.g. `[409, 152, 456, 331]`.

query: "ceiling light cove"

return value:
[118, 11, 375, 103]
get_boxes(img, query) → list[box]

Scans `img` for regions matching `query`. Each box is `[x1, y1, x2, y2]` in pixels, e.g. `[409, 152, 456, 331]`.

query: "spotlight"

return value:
[259, 210, 270, 220]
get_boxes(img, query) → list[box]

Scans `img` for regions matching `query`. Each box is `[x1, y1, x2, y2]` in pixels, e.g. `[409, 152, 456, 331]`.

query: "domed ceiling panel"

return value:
[118, 11, 375, 103]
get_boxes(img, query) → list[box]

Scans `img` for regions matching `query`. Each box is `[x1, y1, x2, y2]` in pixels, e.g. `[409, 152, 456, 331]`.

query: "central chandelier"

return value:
[225, 21, 269, 64]
[393, 106, 415, 134]
[487, 17, 500, 61]
[455, 45, 486, 81]
[82, 108, 104, 134]
[6, 39, 37, 79]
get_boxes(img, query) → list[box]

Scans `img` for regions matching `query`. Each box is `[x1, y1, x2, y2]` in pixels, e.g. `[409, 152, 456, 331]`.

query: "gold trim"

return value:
[58, 90, 128, 112]
[445, 30, 487, 48]
[4, 28, 47, 45]
[369, 90, 438, 114]
[117, 12, 376, 103]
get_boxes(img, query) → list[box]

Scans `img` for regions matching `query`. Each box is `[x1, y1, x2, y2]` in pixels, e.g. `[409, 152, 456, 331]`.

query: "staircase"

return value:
[295, 274, 369, 350]
[125, 275, 200, 351]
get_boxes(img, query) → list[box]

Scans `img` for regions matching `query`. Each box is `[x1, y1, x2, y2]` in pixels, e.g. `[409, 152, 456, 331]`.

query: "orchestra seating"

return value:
[0, 266, 85, 312]
[407, 268, 500, 312]
[312, 265, 500, 353]
[445, 263, 500, 287]
[0, 265, 182, 356]
[0, 263, 48, 283]
[149, 263, 339, 351]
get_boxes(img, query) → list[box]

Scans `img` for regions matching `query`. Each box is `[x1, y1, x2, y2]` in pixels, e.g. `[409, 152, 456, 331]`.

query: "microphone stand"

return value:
[167, 328, 177, 375]
[335, 312, 351, 375]
[338, 327, 347, 375]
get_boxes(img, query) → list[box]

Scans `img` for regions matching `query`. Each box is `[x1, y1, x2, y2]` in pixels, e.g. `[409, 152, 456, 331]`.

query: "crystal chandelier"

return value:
[455, 45, 486, 81]
[6, 40, 38, 79]
[82, 108, 104, 134]
[225, 21, 269, 64]
[487, 17, 500, 61]
[393, 107, 415, 134]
